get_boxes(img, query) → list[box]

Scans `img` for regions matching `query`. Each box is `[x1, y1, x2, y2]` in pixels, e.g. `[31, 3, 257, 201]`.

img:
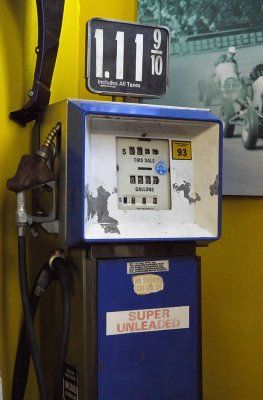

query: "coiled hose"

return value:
[12, 262, 52, 400]
[12, 238, 71, 400]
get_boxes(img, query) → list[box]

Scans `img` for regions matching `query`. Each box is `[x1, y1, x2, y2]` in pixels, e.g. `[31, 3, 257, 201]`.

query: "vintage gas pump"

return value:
[36, 97, 222, 400]
[8, 18, 222, 400]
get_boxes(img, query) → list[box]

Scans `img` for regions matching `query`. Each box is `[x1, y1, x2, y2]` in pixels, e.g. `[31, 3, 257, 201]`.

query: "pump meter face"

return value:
[41, 100, 222, 245]
[116, 138, 171, 210]
[77, 104, 222, 244]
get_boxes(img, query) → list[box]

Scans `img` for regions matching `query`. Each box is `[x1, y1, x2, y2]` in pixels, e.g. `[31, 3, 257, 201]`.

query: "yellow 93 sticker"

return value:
[172, 141, 192, 160]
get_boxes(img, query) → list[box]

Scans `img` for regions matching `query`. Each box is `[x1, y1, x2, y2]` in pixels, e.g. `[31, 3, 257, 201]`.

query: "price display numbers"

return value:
[86, 18, 170, 98]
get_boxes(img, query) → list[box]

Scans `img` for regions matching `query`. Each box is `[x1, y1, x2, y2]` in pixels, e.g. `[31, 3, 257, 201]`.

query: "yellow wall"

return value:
[1, 1, 263, 399]
[0, 1, 79, 397]
[0, 0, 136, 398]
[198, 196, 263, 400]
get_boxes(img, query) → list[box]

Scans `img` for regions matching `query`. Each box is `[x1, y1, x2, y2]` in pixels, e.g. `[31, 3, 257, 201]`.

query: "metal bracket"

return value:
[16, 181, 57, 237]
[32, 181, 57, 224]
[16, 181, 57, 226]
[10, 0, 65, 125]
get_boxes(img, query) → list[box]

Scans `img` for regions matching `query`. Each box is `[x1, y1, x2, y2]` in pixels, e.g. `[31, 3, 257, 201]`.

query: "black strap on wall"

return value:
[10, 0, 65, 125]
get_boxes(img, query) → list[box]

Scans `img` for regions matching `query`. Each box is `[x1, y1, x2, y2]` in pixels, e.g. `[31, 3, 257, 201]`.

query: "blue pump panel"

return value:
[97, 255, 201, 400]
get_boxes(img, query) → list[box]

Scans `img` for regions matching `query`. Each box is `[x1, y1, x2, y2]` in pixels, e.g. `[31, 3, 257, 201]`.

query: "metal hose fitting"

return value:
[36, 123, 61, 160]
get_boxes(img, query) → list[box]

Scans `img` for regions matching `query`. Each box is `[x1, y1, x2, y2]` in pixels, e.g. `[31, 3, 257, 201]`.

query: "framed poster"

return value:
[138, 0, 263, 195]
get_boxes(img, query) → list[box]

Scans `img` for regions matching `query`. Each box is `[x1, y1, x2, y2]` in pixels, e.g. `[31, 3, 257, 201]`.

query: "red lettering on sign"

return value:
[128, 311, 136, 321]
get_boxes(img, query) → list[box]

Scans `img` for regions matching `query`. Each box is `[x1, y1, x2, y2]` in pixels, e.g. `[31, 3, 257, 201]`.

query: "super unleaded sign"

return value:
[106, 306, 189, 335]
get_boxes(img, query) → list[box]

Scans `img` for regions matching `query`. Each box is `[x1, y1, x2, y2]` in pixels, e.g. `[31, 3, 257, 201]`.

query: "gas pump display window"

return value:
[116, 137, 171, 210]
[46, 100, 223, 243]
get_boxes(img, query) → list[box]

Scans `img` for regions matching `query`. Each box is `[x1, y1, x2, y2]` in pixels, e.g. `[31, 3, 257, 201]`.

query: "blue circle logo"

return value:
[155, 160, 168, 176]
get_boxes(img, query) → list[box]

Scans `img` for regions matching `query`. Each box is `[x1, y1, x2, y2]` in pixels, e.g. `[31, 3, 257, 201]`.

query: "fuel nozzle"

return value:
[7, 123, 61, 236]
[7, 123, 61, 193]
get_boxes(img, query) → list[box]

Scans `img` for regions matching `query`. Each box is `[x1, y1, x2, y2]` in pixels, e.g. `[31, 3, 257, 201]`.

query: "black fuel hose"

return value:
[12, 263, 53, 400]
[50, 256, 71, 400]
[17, 236, 48, 400]
[15, 239, 71, 399]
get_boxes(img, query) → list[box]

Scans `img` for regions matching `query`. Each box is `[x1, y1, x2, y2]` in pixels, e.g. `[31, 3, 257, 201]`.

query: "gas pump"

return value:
[7, 17, 222, 400]
[38, 99, 222, 399]
[8, 98, 222, 399]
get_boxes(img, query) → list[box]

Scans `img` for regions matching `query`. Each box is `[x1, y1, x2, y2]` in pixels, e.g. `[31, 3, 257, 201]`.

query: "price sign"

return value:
[86, 18, 169, 98]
